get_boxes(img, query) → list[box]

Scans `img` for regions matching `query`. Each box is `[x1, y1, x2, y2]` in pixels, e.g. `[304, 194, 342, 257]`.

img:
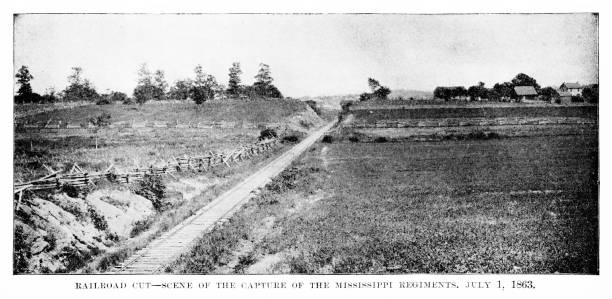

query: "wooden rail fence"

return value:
[13, 138, 280, 210]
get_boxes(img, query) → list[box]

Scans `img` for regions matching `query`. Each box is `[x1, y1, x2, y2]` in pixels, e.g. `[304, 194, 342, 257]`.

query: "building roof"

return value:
[561, 82, 582, 89]
[514, 86, 538, 96]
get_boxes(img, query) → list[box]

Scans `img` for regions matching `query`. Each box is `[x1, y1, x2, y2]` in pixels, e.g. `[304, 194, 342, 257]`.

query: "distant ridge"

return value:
[301, 89, 433, 109]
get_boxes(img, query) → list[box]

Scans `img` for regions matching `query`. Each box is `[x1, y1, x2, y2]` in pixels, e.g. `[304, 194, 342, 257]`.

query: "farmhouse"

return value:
[559, 82, 583, 96]
[513, 86, 538, 101]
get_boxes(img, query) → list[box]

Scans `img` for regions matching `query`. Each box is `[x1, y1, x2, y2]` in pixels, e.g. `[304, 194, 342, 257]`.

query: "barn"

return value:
[513, 86, 538, 101]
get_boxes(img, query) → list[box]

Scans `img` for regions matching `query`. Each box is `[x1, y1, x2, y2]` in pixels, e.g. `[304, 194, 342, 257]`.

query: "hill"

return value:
[17, 98, 313, 126]
[300, 89, 433, 109]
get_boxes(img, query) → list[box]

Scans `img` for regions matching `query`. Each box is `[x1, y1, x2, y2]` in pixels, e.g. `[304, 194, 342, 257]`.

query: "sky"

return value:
[14, 13, 598, 97]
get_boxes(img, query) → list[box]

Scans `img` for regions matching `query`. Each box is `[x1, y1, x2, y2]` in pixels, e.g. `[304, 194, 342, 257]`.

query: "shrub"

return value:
[89, 112, 112, 127]
[61, 184, 80, 198]
[255, 193, 280, 206]
[122, 96, 136, 105]
[321, 135, 333, 143]
[282, 135, 300, 143]
[258, 128, 277, 140]
[299, 119, 313, 129]
[571, 95, 584, 103]
[43, 232, 57, 251]
[96, 248, 130, 272]
[134, 174, 167, 212]
[348, 136, 360, 143]
[88, 206, 108, 231]
[130, 218, 153, 237]
[13, 225, 31, 274]
[234, 253, 257, 273]
[96, 96, 112, 105]
[57, 246, 92, 273]
[374, 136, 388, 143]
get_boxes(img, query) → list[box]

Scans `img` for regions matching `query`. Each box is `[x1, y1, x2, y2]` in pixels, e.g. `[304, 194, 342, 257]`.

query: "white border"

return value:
[2, 1, 609, 299]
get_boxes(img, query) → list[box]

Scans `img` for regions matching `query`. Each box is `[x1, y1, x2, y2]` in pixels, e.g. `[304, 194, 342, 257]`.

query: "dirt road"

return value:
[114, 122, 335, 273]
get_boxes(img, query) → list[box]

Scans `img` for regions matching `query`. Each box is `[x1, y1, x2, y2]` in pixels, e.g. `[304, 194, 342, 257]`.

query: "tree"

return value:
[511, 73, 541, 91]
[15, 66, 43, 104]
[42, 87, 59, 103]
[254, 63, 273, 86]
[227, 62, 242, 97]
[487, 88, 501, 101]
[539, 86, 559, 102]
[493, 82, 515, 101]
[467, 82, 488, 101]
[434, 87, 451, 101]
[62, 67, 100, 102]
[582, 84, 599, 104]
[168, 79, 193, 100]
[360, 77, 391, 100]
[133, 64, 154, 105]
[88, 112, 111, 149]
[133, 63, 166, 104]
[368, 78, 381, 93]
[190, 65, 218, 105]
[15, 65, 33, 97]
[153, 70, 168, 101]
[252, 63, 283, 98]
[434, 86, 467, 101]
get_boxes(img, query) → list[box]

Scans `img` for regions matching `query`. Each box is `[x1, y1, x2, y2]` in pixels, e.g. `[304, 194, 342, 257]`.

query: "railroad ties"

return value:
[114, 122, 336, 273]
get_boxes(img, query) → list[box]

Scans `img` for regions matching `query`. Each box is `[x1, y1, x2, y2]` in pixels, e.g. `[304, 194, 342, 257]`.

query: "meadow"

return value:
[14, 99, 321, 182]
[16, 99, 310, 126]
[350, 104, 597, 122]
[170, 133, 598, 274]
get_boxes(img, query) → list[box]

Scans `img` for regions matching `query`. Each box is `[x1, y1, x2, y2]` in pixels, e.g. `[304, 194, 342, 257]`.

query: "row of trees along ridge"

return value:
[14, 62, 283, 105]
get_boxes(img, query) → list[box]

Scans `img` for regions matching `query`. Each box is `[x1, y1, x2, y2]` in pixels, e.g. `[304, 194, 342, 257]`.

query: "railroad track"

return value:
[113, 122, 335, 273]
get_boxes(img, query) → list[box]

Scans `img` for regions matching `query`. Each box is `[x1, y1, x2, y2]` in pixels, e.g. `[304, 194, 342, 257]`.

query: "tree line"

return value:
[14, 62, 283, 105]
[433, 73, 598, 103]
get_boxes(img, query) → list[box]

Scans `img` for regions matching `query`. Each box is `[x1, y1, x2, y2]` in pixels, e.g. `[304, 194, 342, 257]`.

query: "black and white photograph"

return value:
[11, 12, 600, 275]
[4, 1, 610, 297]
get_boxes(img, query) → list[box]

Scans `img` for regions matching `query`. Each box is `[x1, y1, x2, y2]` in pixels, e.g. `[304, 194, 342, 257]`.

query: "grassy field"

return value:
[14, 127, 261, 182]
[170, 133, 598, 274]
[14, 99, 321, 182]
[16, 99, 310, 125]
[350, 104, 597, 122]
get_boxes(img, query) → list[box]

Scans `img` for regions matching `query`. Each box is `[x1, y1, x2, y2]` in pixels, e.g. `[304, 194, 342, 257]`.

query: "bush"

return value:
[88, 112, 111, 127]
[122, 96, 136, 105]
[258, 128, 277, 140]
[282, 135, 300, 143]
[571, 95, 584, 103]
[61, 184, 80, 198]
[374, 136, 388, 143]
[15, 93, 44, 104]
[134, 174, 167, 212]
[96, 96, 112, 105]
[13, 225, 31, 274]
[321, 135, 333, 143]
[348, 136, 359, 143]
[96, 248, 130, 272]
[130, 218, 153, 237]
[88, 206, 108, 231]
[234, 253, 257, 273]
[57, 246, 92, 273]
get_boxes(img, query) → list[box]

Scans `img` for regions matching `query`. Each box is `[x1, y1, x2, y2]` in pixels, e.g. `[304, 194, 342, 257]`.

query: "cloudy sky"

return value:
[14, 14, 598, 97]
